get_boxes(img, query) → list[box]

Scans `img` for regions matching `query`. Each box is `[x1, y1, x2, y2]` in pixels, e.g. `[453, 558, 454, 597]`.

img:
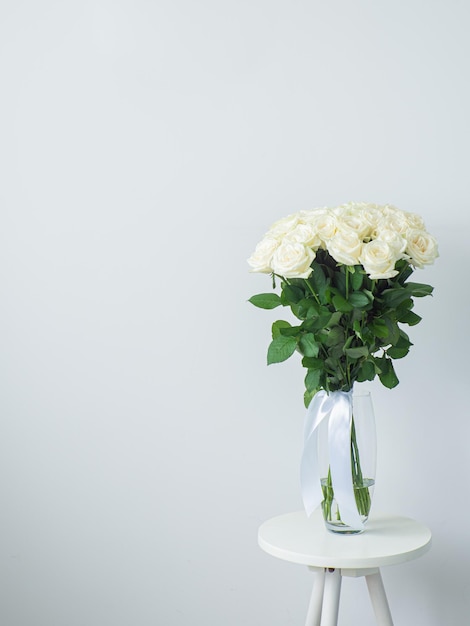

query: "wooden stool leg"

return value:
[365, 570, 394, 626]
[305, 568, 325, 626]
[320, 568, 342, 626]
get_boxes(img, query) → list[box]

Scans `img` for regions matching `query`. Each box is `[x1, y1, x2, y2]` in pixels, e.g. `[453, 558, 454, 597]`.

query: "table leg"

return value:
[365, 570, 394, 626]
[320, 568, 342, 626]
[305, 568, 325, 626]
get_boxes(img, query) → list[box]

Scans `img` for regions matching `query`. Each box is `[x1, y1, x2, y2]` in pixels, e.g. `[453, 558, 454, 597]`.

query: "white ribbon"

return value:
[300, 389, 364, 531]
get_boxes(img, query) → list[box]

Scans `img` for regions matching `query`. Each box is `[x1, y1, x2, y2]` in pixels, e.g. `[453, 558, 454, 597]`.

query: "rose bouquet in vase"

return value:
[248, 202, 438, 533]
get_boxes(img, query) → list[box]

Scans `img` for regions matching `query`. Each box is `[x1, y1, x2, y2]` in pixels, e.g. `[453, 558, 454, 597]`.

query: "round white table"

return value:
[258, 509, 432, 626]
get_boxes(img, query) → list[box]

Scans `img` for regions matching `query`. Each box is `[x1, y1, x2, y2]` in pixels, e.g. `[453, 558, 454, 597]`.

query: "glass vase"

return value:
[317, 390, 376, 534]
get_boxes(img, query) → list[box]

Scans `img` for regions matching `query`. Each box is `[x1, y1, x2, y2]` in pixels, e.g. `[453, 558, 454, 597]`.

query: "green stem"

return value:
[303, 278, 322, 305]
[351, 419, 363, 483]
[345, 356, 352, 390]
[321, 414, 372, 524]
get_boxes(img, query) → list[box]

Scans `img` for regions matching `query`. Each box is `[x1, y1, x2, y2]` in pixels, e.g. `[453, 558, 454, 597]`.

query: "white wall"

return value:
[0, 1, 469, 624]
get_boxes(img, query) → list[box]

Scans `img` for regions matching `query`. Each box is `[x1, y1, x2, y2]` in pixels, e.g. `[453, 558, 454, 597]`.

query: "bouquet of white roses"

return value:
[248, 202, 438, 408]
[248, 202, 438, 530]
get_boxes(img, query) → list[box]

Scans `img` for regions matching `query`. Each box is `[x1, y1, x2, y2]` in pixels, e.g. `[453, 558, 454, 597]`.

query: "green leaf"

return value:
[397, 310, 422, 326]
[281, 284, 304, 304]
[361, 326, 376, 346]
[271, 320, 291, 339]
[328, 343, 344, 360]
[356, 359, 376, 382]
[308, 313, 334, 331]
[353, 319, 363, 338]
[395, 259, 414, 284]
[290, 304, 304, 320]
[294, 298, 320, 320]
[399, 329, 411, 344]
[380, 286, 411, 308]
[345, 346, 369, 359]
[248, 293, 282, 309]
[304, 388, 317, 408]
[384, 316, 400, 345]
[381, 281, 433, 308]
[348, 292, 370, 308]
[332, 294, 353, 312]
[387, 345, 410, 359]
[376, 356, 400, 388]
[323, 326, 344, 347]
[309, 262, 327, 299]
[350, 268, 364, 291]
[305, 302, 322, 319]
[324, 357, 339, 373]
[302, 357, 323, 369]
[305, 368, 321, 392]
[396, 298, 414, 312]
[334, 271, 347, 296]
[327, 311, 343, 327]
[299, 333, 319, 357]
[370, 319, 389, 338]
[267, 335, 297, 364]
[387, 330, 412, 359]
[279, 326, 302, 337]
[406, 282, 434, 297]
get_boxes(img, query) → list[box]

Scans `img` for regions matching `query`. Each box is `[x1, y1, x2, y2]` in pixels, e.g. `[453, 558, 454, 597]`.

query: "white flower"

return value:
[360, 205, 383, 231]
[378, 206, 409, 235]
[248, 202, 438, 279]
[247, 237, 279, 273]
[283, 223, 321, 248]
[405, 229, 439, 268]
[298, 207, 330, 219]
[307, 210, 338, 244]
[404, 211, 426, 230]
[327, 228, 363, 265]
[339, 212, 372, 240]
[271, 242, 315, 278]
[267, 213, 300, 239]
[376, 228, 407, 257]
[332, 202, 379, 240]
[360, 240, 399, 279]
[382, 204, 402, 216]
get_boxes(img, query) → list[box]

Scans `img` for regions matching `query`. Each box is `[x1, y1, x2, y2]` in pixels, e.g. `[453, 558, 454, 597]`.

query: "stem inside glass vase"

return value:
[321, 415, 373, 523]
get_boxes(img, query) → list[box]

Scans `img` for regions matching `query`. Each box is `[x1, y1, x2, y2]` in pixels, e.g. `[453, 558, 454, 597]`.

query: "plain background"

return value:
[0, 1, 469, 624]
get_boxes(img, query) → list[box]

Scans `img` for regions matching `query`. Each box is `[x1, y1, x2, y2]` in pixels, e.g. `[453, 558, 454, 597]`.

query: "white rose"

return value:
[382, 204, 402, 216]
[327, 229, 363, 265]
[333, 201, 373, 215]
[331, 202, 382, 240]
[298, 207, 330, 223]
[360, 205, 384, 231]
[307, 210, 338, 245]
[376, 228, 407, 256]
[377, 206, 410, 235]
[404, 211, 426, 230]
[338, 212, 372, 240]
[331, 202, 354, 217]
[283, 223, 321, 249]
[271, 242, 315, 278]
[405, 229, 439, 268]
[247, 237, 280, 273]
[267, 213, 300, 238]
[359, 240, 399, 279]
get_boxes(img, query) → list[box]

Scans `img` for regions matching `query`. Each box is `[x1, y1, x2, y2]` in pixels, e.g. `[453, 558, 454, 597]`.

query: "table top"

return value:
[258, 509, 432, 569]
